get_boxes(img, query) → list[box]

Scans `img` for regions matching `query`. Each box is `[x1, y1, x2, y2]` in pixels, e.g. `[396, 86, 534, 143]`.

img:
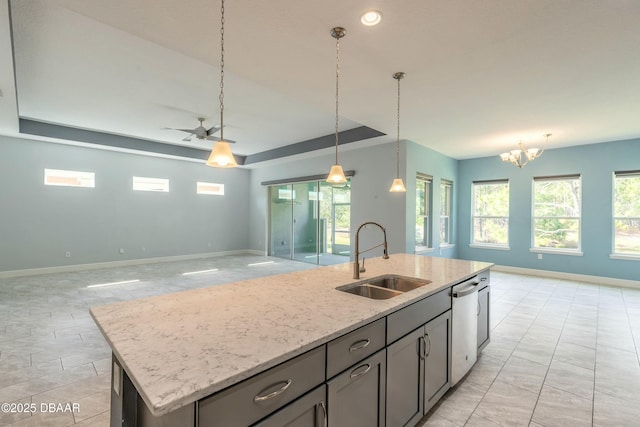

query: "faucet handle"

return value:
[359, 257, 366, 273]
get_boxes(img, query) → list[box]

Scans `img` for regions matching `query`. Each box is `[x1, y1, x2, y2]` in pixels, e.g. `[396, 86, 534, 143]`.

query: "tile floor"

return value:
[1, 255, 639, 426]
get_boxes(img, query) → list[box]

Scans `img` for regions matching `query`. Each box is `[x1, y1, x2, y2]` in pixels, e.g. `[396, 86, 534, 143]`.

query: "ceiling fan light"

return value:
[207, 141, 238, 168]
[499, 152, 511, 162]
[326, 164, 347, 184]
[526, 148, 541, 160]
[389, 178, 407, 192]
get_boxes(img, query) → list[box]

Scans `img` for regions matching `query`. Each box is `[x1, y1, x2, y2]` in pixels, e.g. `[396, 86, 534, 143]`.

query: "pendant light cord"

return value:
[334, 34, 340, 164]
[396, 75, 401, 178]
[219, 0, 225, 142]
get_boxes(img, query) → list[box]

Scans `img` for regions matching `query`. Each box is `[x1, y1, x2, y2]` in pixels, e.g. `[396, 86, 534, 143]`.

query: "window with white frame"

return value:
[533, 175, 581, 250]
[132, 176, 169, 192]
[472, 180, 509, 247]
[197, 181, 225, 195]
[440, 179, 453, 245]
[44, 169, 95, 188]
[613, 171, 640, 256]
[415, 173, 432, 251]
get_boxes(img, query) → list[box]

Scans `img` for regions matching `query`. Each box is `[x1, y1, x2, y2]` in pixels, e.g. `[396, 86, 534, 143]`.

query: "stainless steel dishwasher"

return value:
[451, 276, 480, 385]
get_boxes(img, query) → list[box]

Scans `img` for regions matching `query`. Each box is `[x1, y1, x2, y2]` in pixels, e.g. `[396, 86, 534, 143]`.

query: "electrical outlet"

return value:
[538, 253, 543, 260]
[65, 251, 71, 258]
[142, 247, 146, 252]
[119, 248, 125, 254]
[207, 242, 211, 247]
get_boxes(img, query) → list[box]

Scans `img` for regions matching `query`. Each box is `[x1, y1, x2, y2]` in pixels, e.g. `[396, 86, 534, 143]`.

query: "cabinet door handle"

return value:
[349, 338, 371, 352]
[349, 363, 371, 379]
[253, 379, 293, 402]
[419, 336, 427, 360]
[424, 333, 432, 357]
[478, 300, 481, 316]
[318, 401, 327, 427]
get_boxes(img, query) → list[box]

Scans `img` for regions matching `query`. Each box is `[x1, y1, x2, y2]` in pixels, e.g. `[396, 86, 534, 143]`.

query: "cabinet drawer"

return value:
[387, 288, 451, 344]
[327, 317, 386, 378]
[198, 346, 326, 427]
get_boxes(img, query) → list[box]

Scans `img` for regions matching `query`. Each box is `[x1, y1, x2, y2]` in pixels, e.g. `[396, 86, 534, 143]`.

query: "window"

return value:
[197, 181, 224, 195]
[415, 174, 433, 251]
[613, 171, 640, 256]
[533, 175, 581, 251]
[440, 179, 453, 245]
[472, 180, 509, 247]
[133, 176, 169, 192]
[44, 169, 95, 188]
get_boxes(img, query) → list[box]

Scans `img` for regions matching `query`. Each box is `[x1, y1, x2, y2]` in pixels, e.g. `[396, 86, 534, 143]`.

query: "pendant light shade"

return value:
[207, 0, 237, 168]
[390, 178, 407, 192]
[206, 141, 238, 167]
[326, 27, 347, 184]
[389, 72, 406, 192]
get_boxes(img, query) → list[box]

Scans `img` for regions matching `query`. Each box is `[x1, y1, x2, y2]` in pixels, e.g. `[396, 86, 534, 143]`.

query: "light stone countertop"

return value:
[90, 254, 492, 416]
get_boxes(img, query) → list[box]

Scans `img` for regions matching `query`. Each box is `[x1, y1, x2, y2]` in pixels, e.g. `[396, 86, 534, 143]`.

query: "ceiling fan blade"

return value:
[206, 136, 236, 143]
[206, 125, 221, 136]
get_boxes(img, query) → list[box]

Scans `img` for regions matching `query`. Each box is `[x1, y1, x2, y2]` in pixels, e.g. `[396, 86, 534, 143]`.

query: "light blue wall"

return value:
[456, 138, 640, 281]
[405, 141, 459, 258]
[0, 135, 250, 272]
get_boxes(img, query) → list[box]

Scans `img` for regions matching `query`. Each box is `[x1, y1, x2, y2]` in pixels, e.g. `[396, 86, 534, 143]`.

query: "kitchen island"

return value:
[90, 254, 492, 426]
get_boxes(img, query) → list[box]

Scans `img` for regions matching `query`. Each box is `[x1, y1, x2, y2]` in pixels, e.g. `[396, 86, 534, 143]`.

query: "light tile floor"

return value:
[1, 256, 639, 426]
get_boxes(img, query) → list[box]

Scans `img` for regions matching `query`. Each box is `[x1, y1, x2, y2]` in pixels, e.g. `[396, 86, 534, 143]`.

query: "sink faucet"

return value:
[353, 221, 390, 279]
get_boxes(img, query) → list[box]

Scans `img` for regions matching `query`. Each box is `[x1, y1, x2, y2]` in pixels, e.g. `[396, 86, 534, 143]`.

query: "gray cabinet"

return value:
[198, 346, 326, 427]
[253, 385, 326, 427]
[327, 349, 386, 427]
[386, 327, 424, 427]
[477, 285, 490, 353]
[423, 311, 451, 414]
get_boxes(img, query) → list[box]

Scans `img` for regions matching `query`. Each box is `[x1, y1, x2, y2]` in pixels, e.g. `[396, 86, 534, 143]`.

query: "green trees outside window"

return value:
[472, 180, 509, 246]
[614, 171, 640, 255]
[533, 175, 581, 250]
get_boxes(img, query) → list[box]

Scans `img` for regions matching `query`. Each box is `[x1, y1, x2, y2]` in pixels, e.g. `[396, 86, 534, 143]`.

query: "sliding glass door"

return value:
[269, 180, 350, 265]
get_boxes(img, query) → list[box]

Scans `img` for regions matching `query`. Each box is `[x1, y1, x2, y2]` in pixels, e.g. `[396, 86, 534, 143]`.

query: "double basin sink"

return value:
[337, 275, 432, 299]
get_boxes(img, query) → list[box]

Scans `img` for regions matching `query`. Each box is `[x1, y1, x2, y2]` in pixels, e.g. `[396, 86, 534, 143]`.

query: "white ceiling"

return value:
[4, 0, 640, 163]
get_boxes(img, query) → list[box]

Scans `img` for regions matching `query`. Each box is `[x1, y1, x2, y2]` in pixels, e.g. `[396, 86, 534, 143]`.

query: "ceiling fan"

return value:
[165, 118, 235, 143]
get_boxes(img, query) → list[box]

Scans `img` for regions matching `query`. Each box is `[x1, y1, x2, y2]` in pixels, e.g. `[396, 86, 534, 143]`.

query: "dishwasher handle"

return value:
[452, 281, 479, 298]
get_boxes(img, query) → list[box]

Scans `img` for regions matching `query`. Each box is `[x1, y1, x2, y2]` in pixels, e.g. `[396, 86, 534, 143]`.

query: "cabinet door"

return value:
[477, 286, 490, 353]
[253, 385, 326, 427]
[386, 327, 424, 427]
[327, 349, 386, 427]
[423, 310, 451, 414]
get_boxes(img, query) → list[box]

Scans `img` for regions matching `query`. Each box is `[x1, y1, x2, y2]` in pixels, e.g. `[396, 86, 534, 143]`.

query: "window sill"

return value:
[529, 248, 583, 256]
[415, 247, 434, 254]
[609, 253, 640, 261]
[440, 244, 455, 250]
[469, 244, 510, 251]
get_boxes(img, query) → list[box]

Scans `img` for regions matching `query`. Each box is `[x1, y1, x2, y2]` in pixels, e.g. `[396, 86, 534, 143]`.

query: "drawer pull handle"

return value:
[419, 336, 427, 360]
[253, 379, 293, 402]
[319, 401, 327, 427]
[424, 333, 432, 357]
[349, 339, 371, 352]
[350, 363, 371, 379]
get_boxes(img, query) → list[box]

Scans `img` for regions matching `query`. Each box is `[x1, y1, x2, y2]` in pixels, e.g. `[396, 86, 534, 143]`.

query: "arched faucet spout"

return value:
[353, 221, 389, 279]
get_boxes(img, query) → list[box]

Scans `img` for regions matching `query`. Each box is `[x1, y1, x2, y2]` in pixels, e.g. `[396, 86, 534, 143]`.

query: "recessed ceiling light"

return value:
[361, 10, 382, 26]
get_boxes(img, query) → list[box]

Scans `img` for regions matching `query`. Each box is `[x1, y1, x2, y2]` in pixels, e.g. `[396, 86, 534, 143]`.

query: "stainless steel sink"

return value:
[364, 275, 432, 292]
[337, 275, 431, 299]
[339, 283, 403, 299]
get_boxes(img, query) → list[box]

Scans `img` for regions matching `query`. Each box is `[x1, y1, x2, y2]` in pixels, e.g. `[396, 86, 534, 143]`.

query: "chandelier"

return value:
[499, 133, 551, 168]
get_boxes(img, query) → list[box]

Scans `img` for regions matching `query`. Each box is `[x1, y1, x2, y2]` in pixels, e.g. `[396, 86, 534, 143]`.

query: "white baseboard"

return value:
[492, 265, 640, 290]
[0, 250, 266, 279]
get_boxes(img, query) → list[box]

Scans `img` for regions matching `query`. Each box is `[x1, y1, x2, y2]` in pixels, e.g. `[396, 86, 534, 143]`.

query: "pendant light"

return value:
[389, 72, 407, 192]
[326, 27, 347, 184]
[207, 0, 237, 168]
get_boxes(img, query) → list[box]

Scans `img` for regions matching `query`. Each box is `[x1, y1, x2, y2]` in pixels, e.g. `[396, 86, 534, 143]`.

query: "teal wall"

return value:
[456, 138, 640, 281]
[405, 141, 459, 258]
